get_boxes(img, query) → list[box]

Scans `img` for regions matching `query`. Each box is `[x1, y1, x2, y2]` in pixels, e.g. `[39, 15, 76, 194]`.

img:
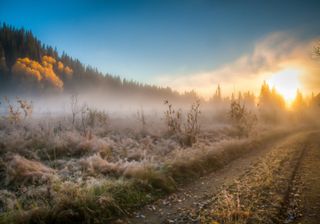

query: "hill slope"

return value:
[0, 23, 197, 103]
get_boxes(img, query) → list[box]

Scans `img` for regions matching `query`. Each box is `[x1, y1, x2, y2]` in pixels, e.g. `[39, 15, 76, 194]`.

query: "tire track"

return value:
[281, 131, 320, 224]
[278, 142, 308, 223]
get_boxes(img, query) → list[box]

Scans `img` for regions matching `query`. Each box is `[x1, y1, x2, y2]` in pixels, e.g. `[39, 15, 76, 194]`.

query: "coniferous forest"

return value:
[0, 23, 195, 103]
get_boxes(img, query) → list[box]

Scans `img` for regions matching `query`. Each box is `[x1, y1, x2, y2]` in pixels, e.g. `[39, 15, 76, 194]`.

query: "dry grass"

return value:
[0, 123, 292, 223]
[80, 154, 124, 176]
[5, 155, 56, 186]
[1, 179, 158, 224]
[0, 104, 297, 223]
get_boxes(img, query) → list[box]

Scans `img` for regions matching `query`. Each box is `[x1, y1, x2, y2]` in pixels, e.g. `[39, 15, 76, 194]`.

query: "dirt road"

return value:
[114, 131, 320, 224]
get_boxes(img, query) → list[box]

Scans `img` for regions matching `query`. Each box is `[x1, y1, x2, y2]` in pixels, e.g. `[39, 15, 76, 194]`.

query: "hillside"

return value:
[0, 23, 197, 103]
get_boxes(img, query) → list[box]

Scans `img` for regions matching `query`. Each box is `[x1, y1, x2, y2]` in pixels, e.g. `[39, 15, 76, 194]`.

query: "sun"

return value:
[266, 68, 302, 105]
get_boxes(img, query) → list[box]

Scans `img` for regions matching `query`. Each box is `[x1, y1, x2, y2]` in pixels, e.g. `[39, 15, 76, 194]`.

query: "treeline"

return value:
[0, 23, 196, 102]
[208, 81, 320, 125]
[1, 23, 320, 111]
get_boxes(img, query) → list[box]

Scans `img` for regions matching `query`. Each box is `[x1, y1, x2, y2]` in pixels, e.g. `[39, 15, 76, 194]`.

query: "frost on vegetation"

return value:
[80, 154, 123, 176]
[79, 153, 158, 180]
[1, 97, 33, 125]
[0, 97, 281, 223]
[164, 99, 201, 146]
[0, 190, 18, 213]
[5, 155, 56, 186]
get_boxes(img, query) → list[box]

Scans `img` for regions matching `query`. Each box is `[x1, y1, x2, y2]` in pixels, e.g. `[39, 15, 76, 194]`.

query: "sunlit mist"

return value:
[266, 68, 302, 105]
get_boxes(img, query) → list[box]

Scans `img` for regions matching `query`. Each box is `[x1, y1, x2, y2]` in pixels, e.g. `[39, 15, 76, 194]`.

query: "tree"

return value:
[0, 23, 203, 102]
[292, 89, 305, 109]
[210, 84, 222, 104]
[258, 81, 285, 123]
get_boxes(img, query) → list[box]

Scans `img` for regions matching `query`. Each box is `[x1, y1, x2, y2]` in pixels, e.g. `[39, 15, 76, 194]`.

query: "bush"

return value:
[229, 100, 257, 138]
[164, 100, 182, 134]
[2, 97, 33, 125]
[164, 100, 201, 146]
[87, 109, 109, 128]
[184, 99, 201, 146]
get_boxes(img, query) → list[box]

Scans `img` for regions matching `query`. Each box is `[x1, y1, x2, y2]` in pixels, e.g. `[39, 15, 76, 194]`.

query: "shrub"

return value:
[184, 99, 201, 146]
[164, 100, 202, 146]
[87, 108, 109, 128]
[70, 95, 109, 137]
[229, 100, 257, 137]
[2, 97, 33, 125]
[164, 100, 182, 134]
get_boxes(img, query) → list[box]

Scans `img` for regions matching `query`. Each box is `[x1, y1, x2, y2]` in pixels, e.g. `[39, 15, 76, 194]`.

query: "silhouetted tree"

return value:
[258, 81, 285, 123]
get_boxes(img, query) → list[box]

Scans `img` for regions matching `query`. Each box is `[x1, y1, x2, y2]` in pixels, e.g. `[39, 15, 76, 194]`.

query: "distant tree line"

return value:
[0, 23, 198, 102]
[1, 23, 320, 112]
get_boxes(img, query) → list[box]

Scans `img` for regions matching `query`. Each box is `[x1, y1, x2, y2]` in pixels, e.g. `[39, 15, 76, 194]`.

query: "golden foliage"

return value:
[42, 55, 56, 64]
[57, 61, 73, 76]
[64, 65, 73, 76]
[12, 56, 65, 89]
[57, 61, 64, 72]
[12, 58, 42, 81]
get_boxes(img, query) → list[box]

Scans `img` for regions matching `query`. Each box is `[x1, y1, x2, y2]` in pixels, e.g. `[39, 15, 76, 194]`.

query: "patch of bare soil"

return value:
[283, 131, 320, 224]
[114, 132, 309, 224]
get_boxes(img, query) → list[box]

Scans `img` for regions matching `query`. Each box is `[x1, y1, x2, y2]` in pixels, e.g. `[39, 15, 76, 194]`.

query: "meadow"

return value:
[0, 91, 317, 224]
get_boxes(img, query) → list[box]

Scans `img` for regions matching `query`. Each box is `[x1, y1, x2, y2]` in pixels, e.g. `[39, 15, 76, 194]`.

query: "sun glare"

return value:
[266, 68, 301, 105]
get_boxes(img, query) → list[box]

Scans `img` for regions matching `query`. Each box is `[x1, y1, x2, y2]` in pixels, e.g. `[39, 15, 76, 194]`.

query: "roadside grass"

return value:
[165, 129, 290, 183]
[1, 179, 161, 224]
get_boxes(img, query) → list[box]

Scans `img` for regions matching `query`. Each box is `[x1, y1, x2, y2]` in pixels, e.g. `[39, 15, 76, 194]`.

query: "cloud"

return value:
[154, 32, 320, 98]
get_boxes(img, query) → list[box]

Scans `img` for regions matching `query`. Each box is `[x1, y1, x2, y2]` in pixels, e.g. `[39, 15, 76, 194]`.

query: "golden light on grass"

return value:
[266, 68, 302, 106]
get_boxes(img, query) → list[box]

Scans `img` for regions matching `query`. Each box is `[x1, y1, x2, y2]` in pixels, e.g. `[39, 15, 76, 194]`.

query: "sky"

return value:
[1, 0, 320, 98]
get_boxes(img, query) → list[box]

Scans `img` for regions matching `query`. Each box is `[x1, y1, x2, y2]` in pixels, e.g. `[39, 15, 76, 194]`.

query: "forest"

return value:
[0, 23, 196, 104]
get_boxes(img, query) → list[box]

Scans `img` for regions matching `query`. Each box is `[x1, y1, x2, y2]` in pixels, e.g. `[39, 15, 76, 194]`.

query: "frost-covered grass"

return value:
[0, 110, 289, 223]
